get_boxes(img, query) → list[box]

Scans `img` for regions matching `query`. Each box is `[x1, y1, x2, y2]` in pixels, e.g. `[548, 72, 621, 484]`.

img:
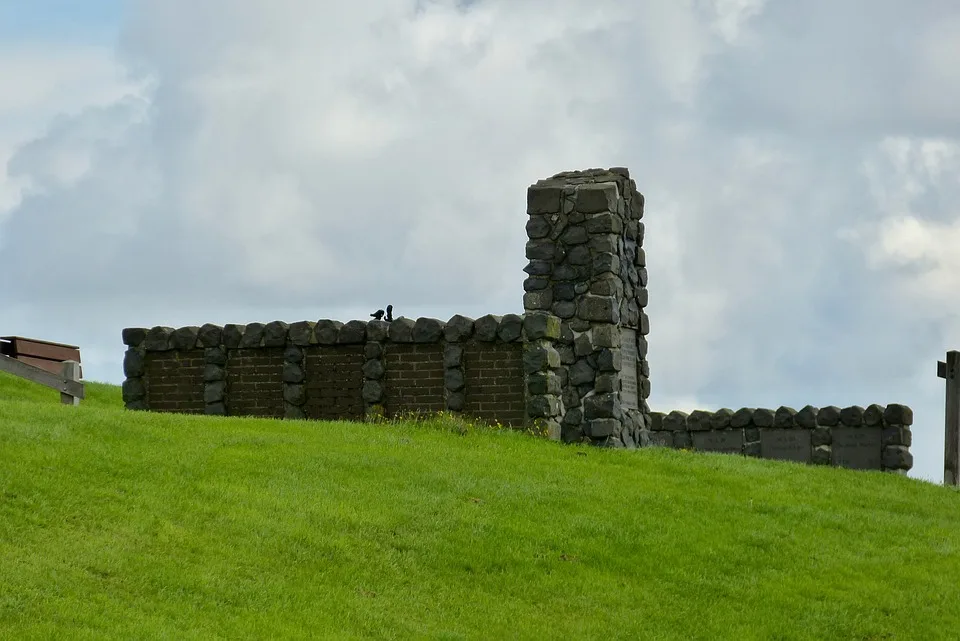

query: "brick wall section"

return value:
[463, 341, 526, 427]
[384, 344, 445, 417]
[144, 350, 205, 414]
[226, 348, 285, 418]
[304, 345, 365, 421]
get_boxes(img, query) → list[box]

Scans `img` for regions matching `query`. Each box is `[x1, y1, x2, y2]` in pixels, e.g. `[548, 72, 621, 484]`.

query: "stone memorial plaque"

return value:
[647, 431, 673, 448]
[832, 427, 882, 470]
[760, 429, 812, 464]
[620, 328, 639, 410]
[692, 430, 744, 455]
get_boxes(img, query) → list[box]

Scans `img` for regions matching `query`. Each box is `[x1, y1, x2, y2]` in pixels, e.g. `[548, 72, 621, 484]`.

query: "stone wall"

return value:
[647, 405, 914, 473]
[121, 314, 543, 428]
[119, 165, 915, 474]
[523, 167, 650, 447]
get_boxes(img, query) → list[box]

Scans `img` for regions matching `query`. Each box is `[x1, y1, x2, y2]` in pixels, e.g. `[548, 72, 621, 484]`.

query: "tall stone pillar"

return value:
[523, 168, 650, 447]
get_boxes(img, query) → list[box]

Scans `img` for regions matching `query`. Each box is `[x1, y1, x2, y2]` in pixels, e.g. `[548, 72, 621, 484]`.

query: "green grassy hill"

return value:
[1, 370, 959, 640]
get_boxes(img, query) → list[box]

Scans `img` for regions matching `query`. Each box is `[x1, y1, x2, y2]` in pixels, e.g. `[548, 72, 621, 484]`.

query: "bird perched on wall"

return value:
[385, 305, 394, 322]
[371, 309, 385, 321]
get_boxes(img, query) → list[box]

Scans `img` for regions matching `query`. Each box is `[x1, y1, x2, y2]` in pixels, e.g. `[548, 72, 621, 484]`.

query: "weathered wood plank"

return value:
[2, 336, 81, 363]
[0, 353, 84, 400]
[60, 361, 81, 406]
[944, 351, 960, 486]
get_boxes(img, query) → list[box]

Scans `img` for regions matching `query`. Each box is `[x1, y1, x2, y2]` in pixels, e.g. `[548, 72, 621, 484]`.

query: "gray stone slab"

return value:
[692, 429, 744, 455]
[620, 328, 639, 410]
[647, 431, 673, 448]
[831, 427, 883, 470]
[760, 429, 812, 464]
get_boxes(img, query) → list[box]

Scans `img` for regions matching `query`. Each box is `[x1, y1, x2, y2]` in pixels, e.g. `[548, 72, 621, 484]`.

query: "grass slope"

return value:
[1, 372, 959, 640]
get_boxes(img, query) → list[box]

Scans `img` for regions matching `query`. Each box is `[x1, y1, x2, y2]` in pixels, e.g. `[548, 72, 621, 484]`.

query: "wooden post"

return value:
[60, 360, 81, 406]
[938, 351, 960, 486]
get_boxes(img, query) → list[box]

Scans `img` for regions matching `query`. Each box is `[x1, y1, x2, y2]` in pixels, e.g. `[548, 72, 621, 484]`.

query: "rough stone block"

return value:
[388, 317, 415, 343]
[362, 380, 384, 403]
[204, 381, 227, 404]
[411, 317, 444, 343]
[526, 240, 556, 261]
[205, 346, 228, 366]
[577, 295, 619, 323]
[882, 426, 912, 447]
[560, 226, 589, 245]
[524, 277, 550, 292]
[592, 253, 620, 277]
[527, 371, 561, 396]
[443, 345, 464, 368]
[364, 342, 383, 360]
[663, 411, 689, 431]
[474, 314, 502, 342]
[526, 216, 551, 239]
[584, 212, 623, 235]
[524, 260, 553, 276]
[239, 323, 265, 348]
[594, 373, 616, 394]
[444, 368, 465, 392]
[882, 446, 913, 470]
[774, 406, 798, 428]
[730, 408, 755, 428]
[597, 348, 621, 372]
[673, 431, 692, 449]
[812, 427, 832, 447]
[796, 405, 818, 428]
[445, 315, 475, 342]
[863, 404, 884, 427]
[204, 402, 226, 416]
[498, 314, 524, 342]
[584, 393, 618, 420]
[144, 326, 174, 352]
[527, 395, 561, 418]
[711, 408, 733, 429]
[527, 185, 563, 215]
[203, 364, 225, 383]
[812, 445, 832, 465]
[282, 384, 306, 406]
[121, 378, 146, 402]
[589, 418, 620, 438]
[365, 320, 390, 343]
[817, 406, 841, 426]
[839, 406, 865, 427]
[568, 359, 595, 386]
[524, 290, 553, 311]
[122, 349, 144, 378]
[263, 321, 289, 347]
[687, 410, 713, 432]
[193, 324, 222, 348]
[575, 182, 619, 214]
[121, 327, 147, 348]
[447, 391, 466, 412]
[221, 324, 244, 349]
[522, 313, 560, 341]
[753, 408, 775, 428]
[315, 320, 343, 345]
[287, 321, 316, 346]
[284, 403, 306, 420]
[338, 320, 367, 344]
[282, 362, 305, 384]
[523, 344, 560, 374]
[884, 404, 913, 426]
[362, 359, 385, 380]
[283, 346, 303, 363]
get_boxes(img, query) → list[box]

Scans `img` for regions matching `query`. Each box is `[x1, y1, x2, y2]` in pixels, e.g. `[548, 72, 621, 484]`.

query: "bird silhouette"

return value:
[370, 309, 385, 321]
[385, 305, 394, 322]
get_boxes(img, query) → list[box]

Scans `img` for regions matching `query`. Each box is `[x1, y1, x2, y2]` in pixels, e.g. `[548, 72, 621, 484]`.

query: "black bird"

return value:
[371, 309, 385, 321]
[385, 305, 394, 322]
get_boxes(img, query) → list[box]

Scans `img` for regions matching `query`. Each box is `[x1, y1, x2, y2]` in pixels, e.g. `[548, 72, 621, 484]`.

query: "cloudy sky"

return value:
[2, 0, 959, 482]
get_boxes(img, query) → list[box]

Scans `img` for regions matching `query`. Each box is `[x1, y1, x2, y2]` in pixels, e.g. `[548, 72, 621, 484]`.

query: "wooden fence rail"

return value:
[937, 350, 959, 486]
[0, 353, 84, 405]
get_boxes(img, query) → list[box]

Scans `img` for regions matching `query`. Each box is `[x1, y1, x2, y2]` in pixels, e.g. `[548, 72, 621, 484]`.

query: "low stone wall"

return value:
[121, 313, 550, 428]
[648, 405, 914, 473]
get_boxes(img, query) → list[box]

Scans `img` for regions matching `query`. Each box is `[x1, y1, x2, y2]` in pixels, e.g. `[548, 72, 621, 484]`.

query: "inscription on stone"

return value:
[692, 430, 744, 455]
[620, 328, 639, 410]
[760, 429, 812, 464]
[832, 427, 882, 470]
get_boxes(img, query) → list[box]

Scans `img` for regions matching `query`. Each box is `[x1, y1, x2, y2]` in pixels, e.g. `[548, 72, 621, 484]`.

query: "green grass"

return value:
[1, 372, 959, 639]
